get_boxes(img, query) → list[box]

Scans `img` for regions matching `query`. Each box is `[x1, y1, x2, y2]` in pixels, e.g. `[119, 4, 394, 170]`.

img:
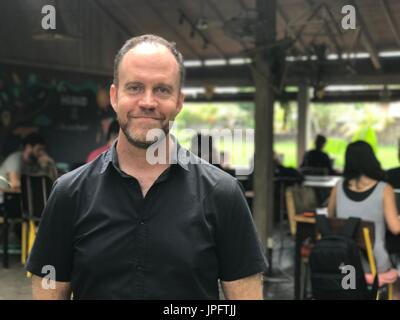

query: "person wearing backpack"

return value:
[328, 141, 400, 277]
[309, 215, 378, 299]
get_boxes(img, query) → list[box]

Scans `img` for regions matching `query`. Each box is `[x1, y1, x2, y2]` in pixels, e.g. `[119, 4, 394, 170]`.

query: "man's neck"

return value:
[116, 133, 173, 176]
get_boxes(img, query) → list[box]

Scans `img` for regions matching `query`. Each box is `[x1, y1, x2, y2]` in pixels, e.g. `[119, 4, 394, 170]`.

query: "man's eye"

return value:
[155, 87, 171, 95]
[127, 85, 141, 92]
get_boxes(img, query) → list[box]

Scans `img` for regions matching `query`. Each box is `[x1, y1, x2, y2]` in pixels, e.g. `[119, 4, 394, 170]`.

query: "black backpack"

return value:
[309, 215, 378, 300]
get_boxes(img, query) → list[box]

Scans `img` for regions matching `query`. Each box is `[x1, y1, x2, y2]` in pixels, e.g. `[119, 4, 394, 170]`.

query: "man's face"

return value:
[110, 43, 184, 149]
[26, 144, 46, 162]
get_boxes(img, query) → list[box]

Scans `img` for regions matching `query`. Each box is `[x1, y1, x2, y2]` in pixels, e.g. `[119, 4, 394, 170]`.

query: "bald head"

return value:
[113, 34, 185, 89]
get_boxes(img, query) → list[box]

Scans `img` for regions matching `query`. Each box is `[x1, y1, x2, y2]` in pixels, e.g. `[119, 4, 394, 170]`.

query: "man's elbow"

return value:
[32, 275, 72, 300]
[222, 273, 264, 300]
[389, 224, 400, 236]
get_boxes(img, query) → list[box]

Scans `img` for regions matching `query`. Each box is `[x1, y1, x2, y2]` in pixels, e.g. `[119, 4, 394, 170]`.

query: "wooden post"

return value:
[251, 0, 277, 272]
[252, 59, 275, 250]
[297, 84, 310, 167]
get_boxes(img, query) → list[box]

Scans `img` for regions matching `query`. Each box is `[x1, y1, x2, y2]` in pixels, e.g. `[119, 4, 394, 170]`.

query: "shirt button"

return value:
[136, 265, 143, 271]
[139, 220, 145, 225]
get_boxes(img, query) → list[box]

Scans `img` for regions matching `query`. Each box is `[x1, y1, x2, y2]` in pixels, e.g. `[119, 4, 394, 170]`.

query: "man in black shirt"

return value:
[27, 34, 267, 300]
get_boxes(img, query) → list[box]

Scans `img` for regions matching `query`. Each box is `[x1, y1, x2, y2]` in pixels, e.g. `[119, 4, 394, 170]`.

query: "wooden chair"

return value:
[286, 185, 319, 298]
[286, 185, 318, 236]
[20, 175, 53, 269]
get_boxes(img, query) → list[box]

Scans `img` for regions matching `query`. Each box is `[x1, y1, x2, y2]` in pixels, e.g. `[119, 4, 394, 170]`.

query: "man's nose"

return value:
[138, 90, 157, 109]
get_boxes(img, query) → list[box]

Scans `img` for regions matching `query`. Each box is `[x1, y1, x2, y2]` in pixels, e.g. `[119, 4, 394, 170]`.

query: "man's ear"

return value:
[110, 84, 118, 112]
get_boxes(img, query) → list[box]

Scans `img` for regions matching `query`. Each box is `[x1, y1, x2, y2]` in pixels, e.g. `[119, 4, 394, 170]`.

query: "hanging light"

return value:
[32, 1, 79, 42]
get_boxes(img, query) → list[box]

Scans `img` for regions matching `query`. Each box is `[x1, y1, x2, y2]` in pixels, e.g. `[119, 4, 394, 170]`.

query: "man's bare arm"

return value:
[221, 273, 264, 300]
[32, 275, 72, 300]
[8, 171, 21, 191]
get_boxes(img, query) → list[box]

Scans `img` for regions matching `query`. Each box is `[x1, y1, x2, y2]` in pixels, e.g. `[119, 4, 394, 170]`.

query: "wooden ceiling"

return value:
[0, 0, 399, 86]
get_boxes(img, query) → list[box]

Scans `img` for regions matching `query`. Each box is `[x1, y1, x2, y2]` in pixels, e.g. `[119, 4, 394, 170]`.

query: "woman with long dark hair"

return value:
[328, 140, 400, 273]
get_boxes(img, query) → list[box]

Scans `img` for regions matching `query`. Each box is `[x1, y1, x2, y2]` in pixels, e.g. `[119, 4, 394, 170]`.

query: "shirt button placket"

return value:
[136, 217, 147, 298]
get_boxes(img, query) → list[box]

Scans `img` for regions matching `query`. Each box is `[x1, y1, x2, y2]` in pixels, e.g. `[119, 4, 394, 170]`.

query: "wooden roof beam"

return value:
[92, 0, 135, 38]
[277, 5, 308, 55]
[305, 0, 342, 55]
[350, 0, 382, 70]
[176, 0, 228, 59]
[322, 3, 347, 55]
[147, 0, 203, 60]
[206, 0, 249, 51]
[112, 0, 145, 35]
[380, 0, 400, 48]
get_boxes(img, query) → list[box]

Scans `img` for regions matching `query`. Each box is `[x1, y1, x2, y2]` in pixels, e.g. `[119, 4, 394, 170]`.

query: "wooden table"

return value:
[303, 175, 341, 188]
[244, 191, 254, 198]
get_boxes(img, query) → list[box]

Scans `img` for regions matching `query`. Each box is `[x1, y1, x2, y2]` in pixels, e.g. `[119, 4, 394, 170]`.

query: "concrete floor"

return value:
[0, 256, 32, 300]
[263, 227, 296, 300]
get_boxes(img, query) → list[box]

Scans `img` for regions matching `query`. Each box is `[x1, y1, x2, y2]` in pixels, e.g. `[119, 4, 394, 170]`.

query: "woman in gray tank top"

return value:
[327, 141, 400, 273]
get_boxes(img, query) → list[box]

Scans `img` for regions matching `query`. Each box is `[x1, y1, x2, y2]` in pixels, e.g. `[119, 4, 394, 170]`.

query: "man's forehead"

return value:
[131, 42, 168, 53]
[124, 43, 175, 63]
[119, 43, 179, 82]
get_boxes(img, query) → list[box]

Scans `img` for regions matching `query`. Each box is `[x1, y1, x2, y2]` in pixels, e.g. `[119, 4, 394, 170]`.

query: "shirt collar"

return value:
[100, 136, 190, 175]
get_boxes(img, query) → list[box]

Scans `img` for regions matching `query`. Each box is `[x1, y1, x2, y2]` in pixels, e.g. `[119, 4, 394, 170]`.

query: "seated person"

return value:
[274, 152, 303, 182]
[0, 133, 58, 191]
[86, 119, 119, 163]
[328, 140, 400, 273]
[190, 133, 222, 169]
[273, 152, 303, 224]
[301, 134, 335, 175]
[245, 152, 303, 190]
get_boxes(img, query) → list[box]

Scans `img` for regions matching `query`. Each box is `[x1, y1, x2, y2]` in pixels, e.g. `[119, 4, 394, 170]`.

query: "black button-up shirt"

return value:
[27, 140, 267, 299]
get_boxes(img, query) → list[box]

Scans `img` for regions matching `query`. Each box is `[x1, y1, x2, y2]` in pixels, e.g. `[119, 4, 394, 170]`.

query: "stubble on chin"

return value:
[120, 120, 169, 150]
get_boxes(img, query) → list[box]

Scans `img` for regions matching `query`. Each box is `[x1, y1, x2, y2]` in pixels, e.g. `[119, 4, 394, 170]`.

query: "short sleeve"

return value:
[26, 178, 76, 282]
[215, 180, 268, 281]
[4, 152, 22, 175]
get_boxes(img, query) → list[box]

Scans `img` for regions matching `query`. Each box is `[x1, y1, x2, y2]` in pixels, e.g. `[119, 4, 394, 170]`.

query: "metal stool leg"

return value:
[388, 283, 393, 300]
[26, 220, 36, 277]
[302, 263, 309, 299]
[21, 221, 27, 264]
[3, 215, 9, 268]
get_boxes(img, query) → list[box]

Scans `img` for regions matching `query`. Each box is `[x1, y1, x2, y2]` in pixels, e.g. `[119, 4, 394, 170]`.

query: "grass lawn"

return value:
[275, 138, 399, 171]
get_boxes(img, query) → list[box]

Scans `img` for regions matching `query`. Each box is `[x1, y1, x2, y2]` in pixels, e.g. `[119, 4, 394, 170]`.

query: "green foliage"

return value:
[351, 126, 378, 153]
[175, 102, 399, 170]
[177, 102, 254, 129]
[274, 140, 297, 167]
[324, 137, 349, 167]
